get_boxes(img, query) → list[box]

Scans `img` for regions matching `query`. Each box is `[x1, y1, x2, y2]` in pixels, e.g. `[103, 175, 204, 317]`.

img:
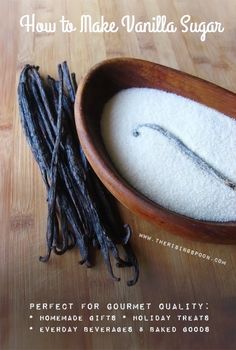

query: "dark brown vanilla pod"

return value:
[133, 123, 236, 191]
[18, 62, 139, 285]
[19, 65, 90, 265]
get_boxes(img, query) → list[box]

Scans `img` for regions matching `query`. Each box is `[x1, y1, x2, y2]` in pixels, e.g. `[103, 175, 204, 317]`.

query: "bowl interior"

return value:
[76, 58, 236, 243]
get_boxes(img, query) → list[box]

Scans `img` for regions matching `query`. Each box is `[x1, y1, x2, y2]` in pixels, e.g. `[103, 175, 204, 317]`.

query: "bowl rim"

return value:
[75, 57, 236, 230]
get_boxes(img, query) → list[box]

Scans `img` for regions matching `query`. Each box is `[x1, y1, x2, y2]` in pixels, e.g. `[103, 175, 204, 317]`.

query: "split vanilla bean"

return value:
[133, 123, 236, 191]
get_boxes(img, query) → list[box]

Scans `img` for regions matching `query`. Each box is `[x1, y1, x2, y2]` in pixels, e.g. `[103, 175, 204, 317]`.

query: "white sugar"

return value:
[101, 88, 236, 222]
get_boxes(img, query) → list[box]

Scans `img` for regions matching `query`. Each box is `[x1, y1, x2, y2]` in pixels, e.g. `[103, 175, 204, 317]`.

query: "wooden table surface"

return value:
[0, 1, 235, 349]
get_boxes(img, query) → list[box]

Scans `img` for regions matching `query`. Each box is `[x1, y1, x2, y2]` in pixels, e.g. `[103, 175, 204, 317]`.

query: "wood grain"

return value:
[0, 1, 236, 349]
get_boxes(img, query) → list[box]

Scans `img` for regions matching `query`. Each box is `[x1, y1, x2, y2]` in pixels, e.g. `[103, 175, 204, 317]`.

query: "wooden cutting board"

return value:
[0, 1, 235, 349]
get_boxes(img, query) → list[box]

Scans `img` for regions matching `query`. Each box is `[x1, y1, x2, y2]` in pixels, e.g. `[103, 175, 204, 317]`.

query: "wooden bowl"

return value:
[75, 57, 236, 244]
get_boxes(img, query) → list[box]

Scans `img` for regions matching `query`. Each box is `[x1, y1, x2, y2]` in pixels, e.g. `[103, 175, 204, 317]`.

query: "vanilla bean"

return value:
[19, 67, 88, 262]
[62, 61, 76, 103]
[45, 65, 63, 258]
[133, 123, 236, 191]
[18, 62, 139, 285]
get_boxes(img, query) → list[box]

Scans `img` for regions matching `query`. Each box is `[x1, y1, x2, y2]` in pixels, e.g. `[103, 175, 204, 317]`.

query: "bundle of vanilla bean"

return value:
[18, 62, 139, 286]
